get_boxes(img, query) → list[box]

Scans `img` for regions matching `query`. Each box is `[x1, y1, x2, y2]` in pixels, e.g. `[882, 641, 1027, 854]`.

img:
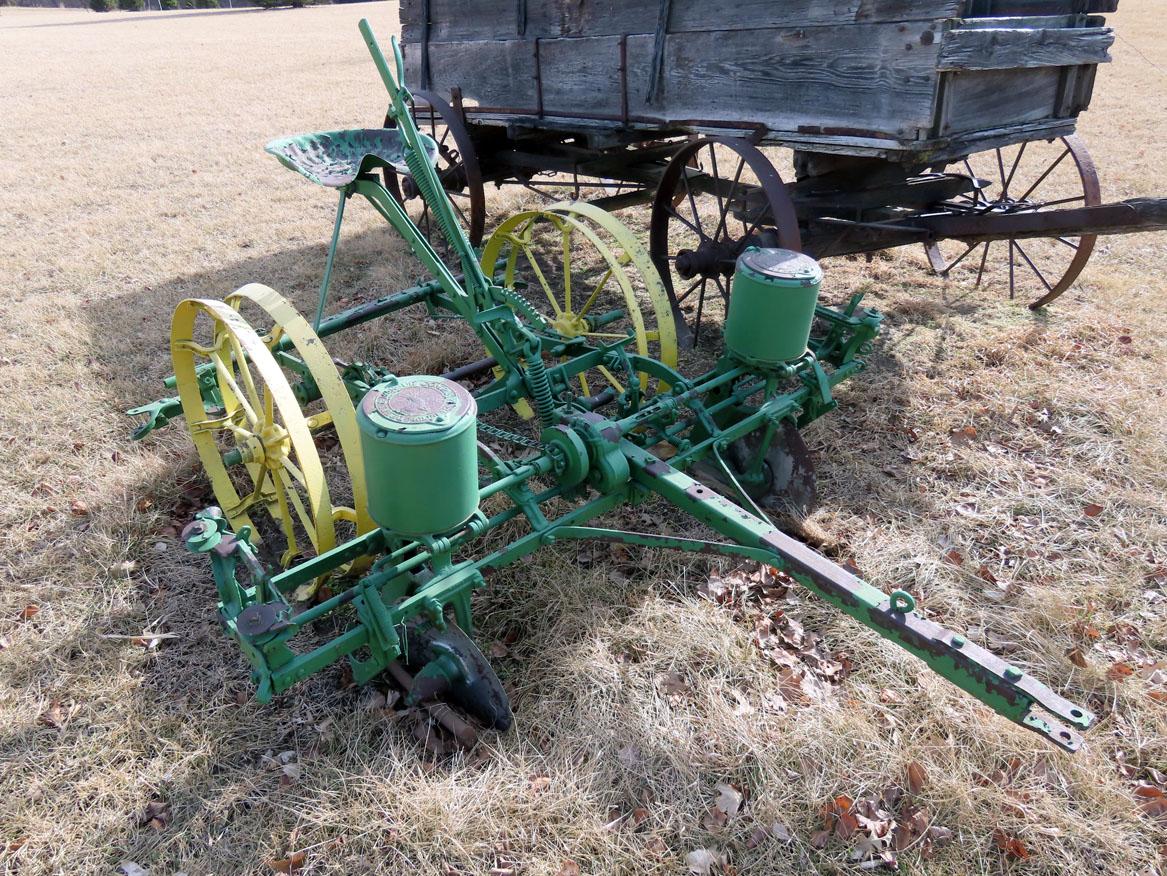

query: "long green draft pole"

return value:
[619, 440, 1095, 753]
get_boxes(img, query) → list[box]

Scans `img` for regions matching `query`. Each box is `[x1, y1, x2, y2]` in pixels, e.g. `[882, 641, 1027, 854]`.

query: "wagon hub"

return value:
[674, 239, 738, 281]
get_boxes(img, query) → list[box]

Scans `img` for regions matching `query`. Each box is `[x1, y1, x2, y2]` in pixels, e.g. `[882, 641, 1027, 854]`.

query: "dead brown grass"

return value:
[1, 2, 1166, 874]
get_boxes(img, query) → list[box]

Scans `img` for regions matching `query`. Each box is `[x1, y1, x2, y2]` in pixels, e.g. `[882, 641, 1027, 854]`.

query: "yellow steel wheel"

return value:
[224, 284, 377, 583]
[171, 297, 343, 576]
[480, 202, 677, 410]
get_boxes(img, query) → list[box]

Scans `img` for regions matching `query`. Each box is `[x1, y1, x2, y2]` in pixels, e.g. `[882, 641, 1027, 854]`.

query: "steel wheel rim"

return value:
[225, 284, 378, 581]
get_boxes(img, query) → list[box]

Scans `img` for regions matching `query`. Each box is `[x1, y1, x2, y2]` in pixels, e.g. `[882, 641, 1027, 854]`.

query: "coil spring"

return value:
[524, 346, 556, 427]
[404, 146, 466, 260]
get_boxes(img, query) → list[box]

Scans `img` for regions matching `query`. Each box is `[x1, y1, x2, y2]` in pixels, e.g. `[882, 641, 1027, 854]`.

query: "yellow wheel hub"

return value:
[256, 423, 291, 467]
[550, 310, 590, 338]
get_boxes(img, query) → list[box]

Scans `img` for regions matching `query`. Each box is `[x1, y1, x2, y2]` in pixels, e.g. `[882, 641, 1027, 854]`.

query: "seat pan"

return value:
[265, 128, 439, 188]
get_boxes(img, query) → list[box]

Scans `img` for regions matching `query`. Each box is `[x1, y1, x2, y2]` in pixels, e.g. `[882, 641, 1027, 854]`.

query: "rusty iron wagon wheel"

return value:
[382, 90, 486, 248]
[923, 134, 1101, 309]
[649, 137, 801, 347]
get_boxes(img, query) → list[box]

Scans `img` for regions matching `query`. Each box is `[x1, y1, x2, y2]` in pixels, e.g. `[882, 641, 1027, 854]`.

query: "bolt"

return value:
[950, 634, 965, 648]
[1004, 666, 1023, 682]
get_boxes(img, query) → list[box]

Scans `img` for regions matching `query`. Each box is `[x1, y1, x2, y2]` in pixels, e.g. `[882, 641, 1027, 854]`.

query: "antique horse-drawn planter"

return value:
[130, 20, 1100, 753]
[394, 0, 1166, 341]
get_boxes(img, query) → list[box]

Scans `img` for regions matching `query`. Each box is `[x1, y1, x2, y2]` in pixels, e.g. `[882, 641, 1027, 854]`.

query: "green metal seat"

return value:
[265, 128, 438, 188]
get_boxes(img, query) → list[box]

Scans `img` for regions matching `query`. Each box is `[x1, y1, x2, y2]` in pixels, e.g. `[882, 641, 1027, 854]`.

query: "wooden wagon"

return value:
[388, 0, 1165, 341]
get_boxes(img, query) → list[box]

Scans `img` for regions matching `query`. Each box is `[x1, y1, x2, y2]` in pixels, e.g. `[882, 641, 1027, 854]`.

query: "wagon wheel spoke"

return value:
[1013, 239, 1054, 293]
[975, 240, 992, 288]
[664, 205, 702, 237]
[1002, 141, 1027, 196]
[1017, 147, 1071, 203]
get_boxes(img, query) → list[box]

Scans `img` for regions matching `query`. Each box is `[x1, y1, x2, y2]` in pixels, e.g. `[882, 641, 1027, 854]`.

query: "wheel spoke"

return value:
[713, 157, 746, 244]
[681, 167, 706, 240]
[520, 245, 565, 317]
[1008, 239, 1017, 300]
[211, 351, 259, 428]
[1017, 148, 1070, 202]
[281, 456, 308, 488]
[677, 277, 703, 305]
[665, 205, 702, 237]
[712, 275, 730, 303]
[1033, 195, 1086, 209]
[693, 279, 708, 345]
[267, 467, 302, 561]
[224, 465, 271, 518]
[596, 365, 625, 393]
[1013, 239, 1054, 292]
[227, 334, 265, 418]
[1055, 236, 1080, 251]
[942, 241, 980, 275]
[708, 147, 726, 238]
[975, 240, 991, 288]
[561, 224, 573, 313]
[1002, 142, 1027, 196]
[578, 266, 614, 317]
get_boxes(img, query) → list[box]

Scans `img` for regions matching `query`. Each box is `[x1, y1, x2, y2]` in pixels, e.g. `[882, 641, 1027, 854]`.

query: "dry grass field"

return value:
[1, 2, 1166, 874]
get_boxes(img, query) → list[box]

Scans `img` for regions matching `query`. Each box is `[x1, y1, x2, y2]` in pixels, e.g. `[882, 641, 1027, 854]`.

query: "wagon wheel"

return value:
[650, 137, 801, 347]
[481, 202, 678, 413]
[923, 135, 1100, 309]
[171, 297, 349, 574]
[382, 90, 486, 248]
[224, 284, 377, 586]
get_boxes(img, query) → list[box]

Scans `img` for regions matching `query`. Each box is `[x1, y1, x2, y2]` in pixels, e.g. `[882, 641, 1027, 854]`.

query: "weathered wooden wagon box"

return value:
[400, 0, 1116, 162]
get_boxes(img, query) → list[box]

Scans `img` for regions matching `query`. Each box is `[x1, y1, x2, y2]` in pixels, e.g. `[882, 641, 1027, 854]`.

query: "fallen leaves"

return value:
[141, 799, 171, 831]
[809, 777, 953, 868]
[19, 604, 39, 621]
[37, 699, 66, 729]
[905, 761, 928, 796]
[658, 670, 689, 698]
[1082, 502, 1104, 518]
[685, 848, 728, 875]
[992, 829, 1031, 860]
[949, 425, 978, 446]
[746, 820, 792, 849]
[702, 782, 744, 831]
[267, 850, 306, 874]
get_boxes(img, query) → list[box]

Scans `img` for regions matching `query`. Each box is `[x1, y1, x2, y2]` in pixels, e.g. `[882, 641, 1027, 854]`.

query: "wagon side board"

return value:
[399, 1, 1115, 160]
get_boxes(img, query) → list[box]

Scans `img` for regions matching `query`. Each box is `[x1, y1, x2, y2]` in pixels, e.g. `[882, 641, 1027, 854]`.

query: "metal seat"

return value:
[265, 128, 437, 188]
